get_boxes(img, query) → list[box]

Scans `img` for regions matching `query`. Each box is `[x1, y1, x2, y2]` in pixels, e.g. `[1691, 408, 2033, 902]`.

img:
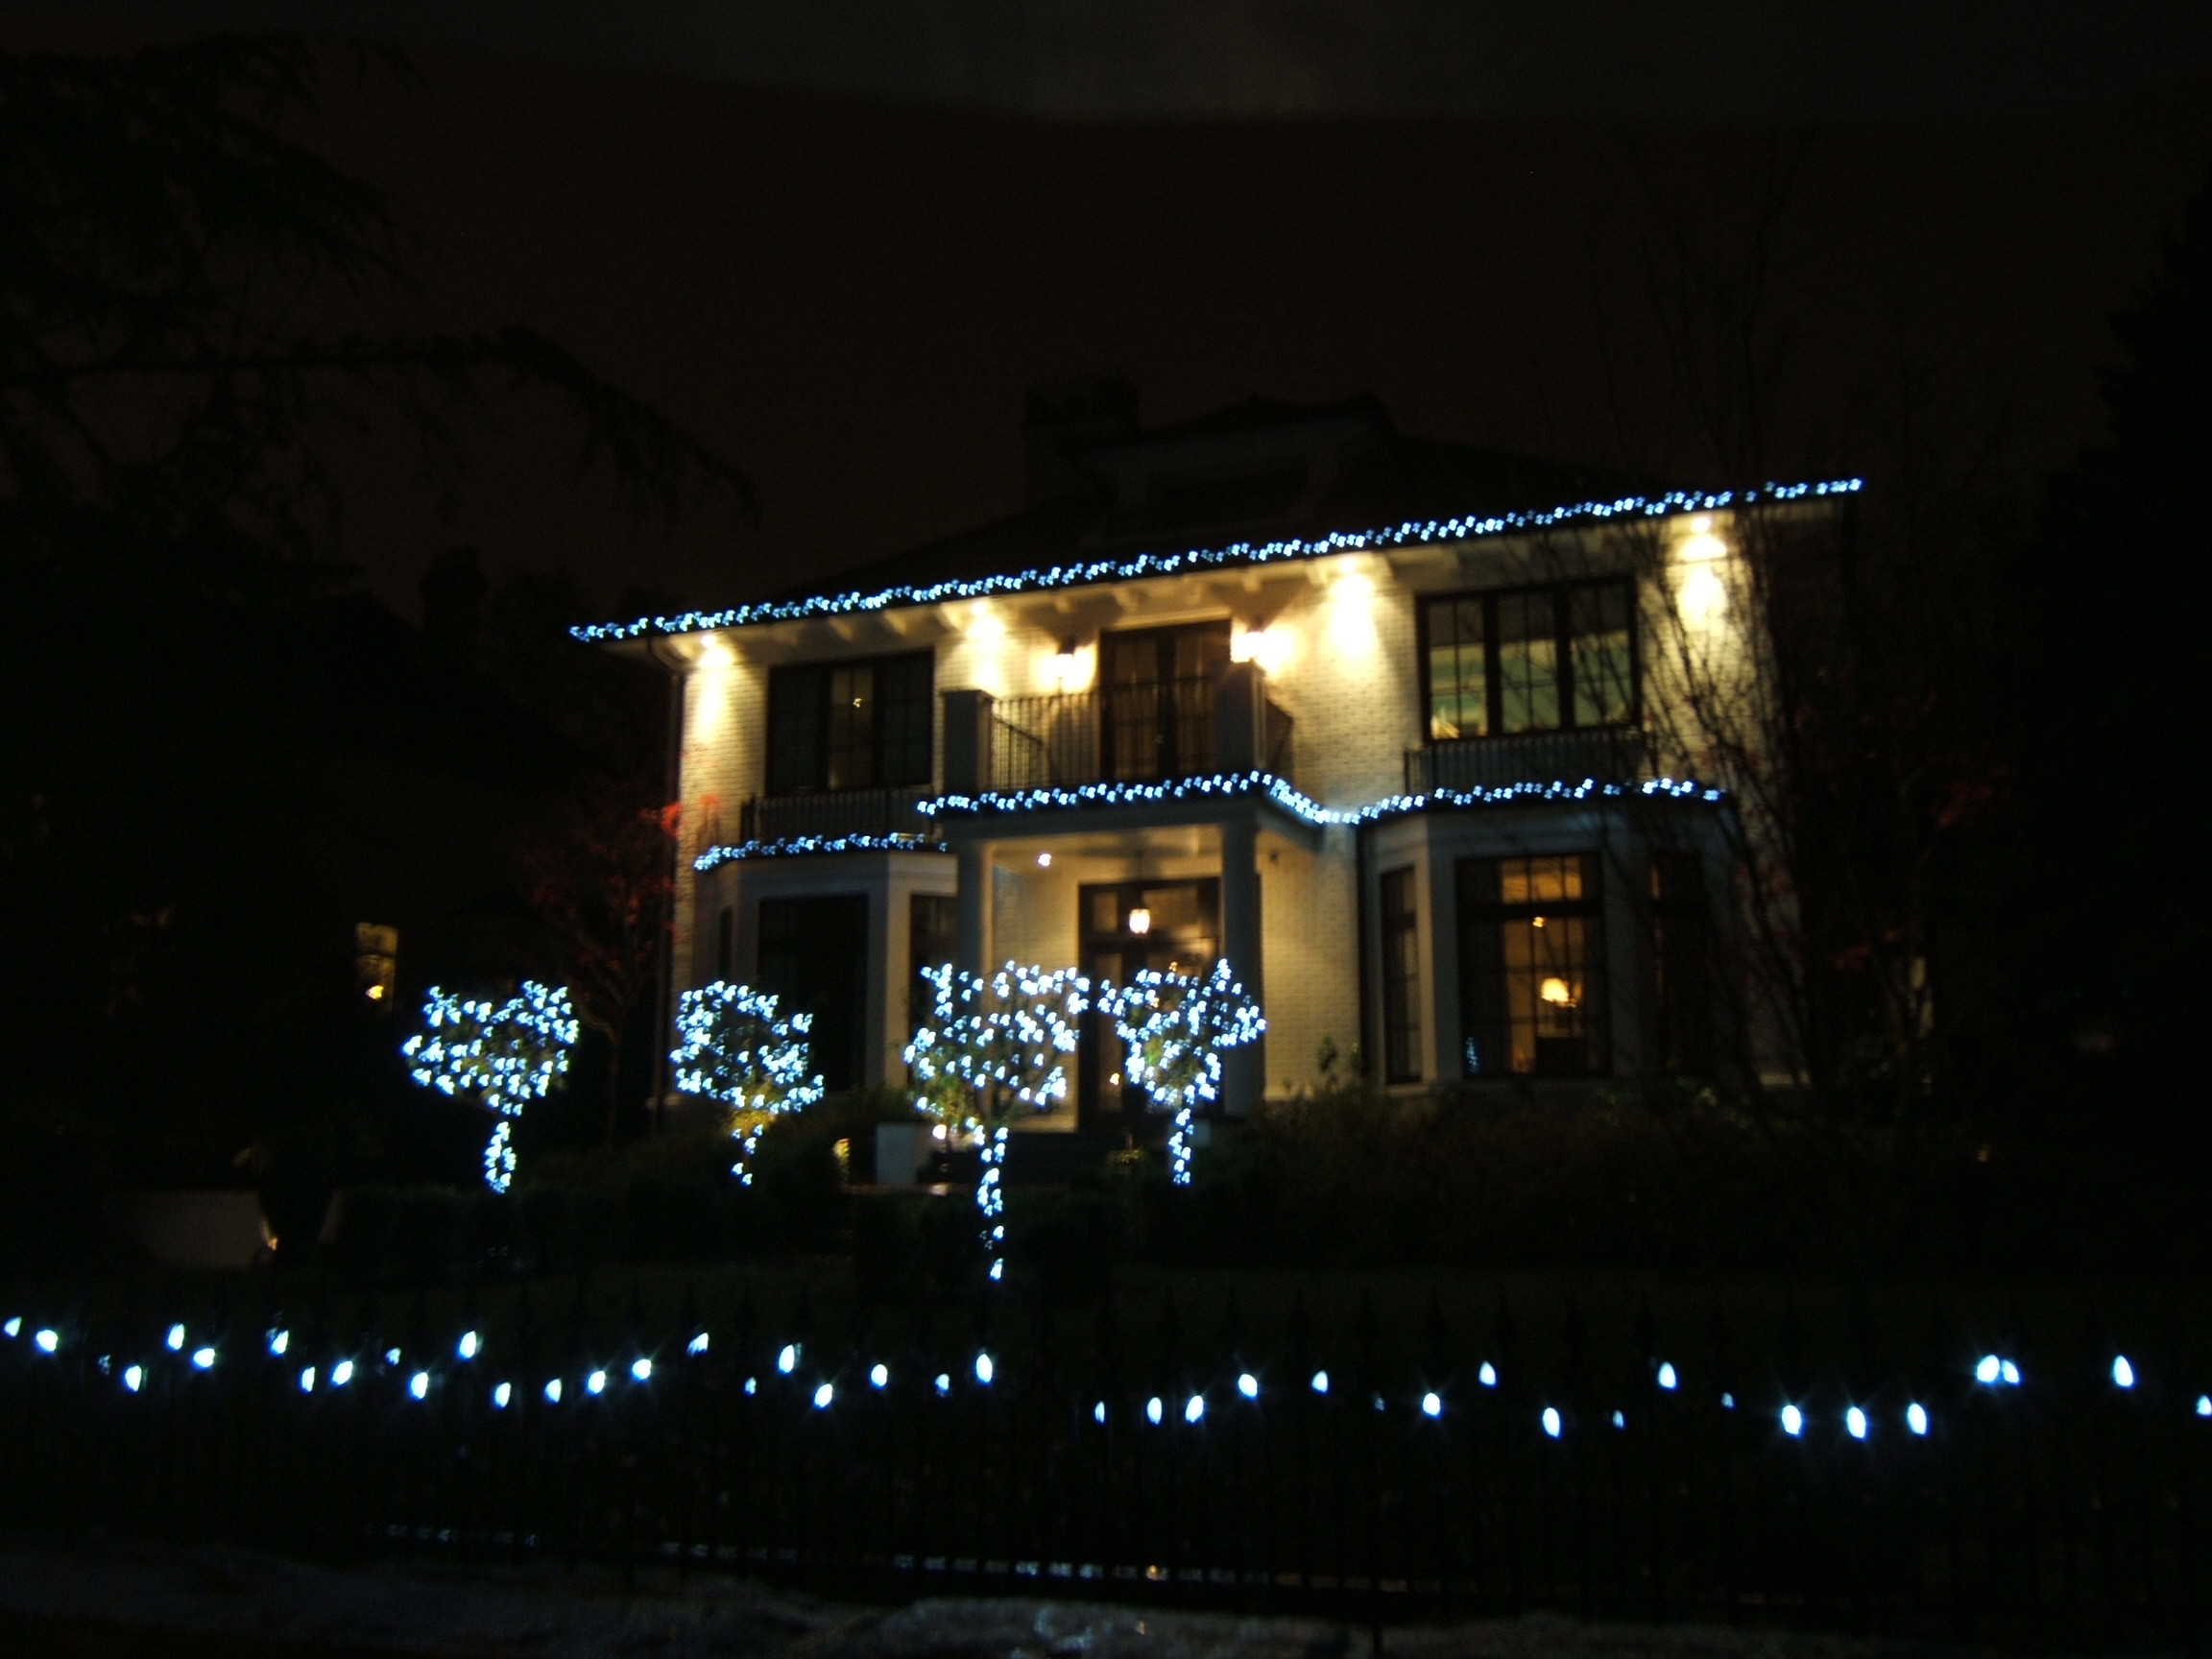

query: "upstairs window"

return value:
[767, 652, 933, 793]
[1423, 579, 1635, 741]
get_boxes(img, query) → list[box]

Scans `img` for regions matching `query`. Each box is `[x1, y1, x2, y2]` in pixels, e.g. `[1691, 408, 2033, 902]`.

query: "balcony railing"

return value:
[951, 667, 1294, 796]
[737, 783, 938, 845]
[1406, 727, 1651, 793]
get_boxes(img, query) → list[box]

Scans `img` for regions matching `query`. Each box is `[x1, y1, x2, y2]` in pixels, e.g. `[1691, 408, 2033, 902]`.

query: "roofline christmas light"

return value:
[573, 478, 1863, 643]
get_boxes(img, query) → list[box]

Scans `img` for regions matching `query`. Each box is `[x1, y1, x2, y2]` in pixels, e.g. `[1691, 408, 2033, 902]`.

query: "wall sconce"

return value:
[1127, 906, 1152, 936]
[1232, 619, 1294, 677]
[1045, 635, 1093, 694]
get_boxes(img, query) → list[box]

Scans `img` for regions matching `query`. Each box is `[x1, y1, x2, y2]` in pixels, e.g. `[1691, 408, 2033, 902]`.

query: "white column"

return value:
[1219, 813, 1264, 1114]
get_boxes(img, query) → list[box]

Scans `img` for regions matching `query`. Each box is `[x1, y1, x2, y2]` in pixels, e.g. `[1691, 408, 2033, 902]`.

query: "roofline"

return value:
[572, 476, 1863, 645]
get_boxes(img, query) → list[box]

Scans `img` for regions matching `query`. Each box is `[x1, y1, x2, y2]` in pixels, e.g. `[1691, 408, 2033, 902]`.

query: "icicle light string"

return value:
[574, 479, 1863, 642]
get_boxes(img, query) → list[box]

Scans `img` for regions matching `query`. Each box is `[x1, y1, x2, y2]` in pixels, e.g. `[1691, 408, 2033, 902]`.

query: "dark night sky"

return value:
[6, 3, 2211, 621]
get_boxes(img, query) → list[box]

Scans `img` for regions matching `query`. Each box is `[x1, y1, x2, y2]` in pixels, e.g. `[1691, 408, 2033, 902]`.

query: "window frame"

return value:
[1415, 575, 1641, 745]
[1455, 852, 1610, 1079]
[765, 649, 935, 795]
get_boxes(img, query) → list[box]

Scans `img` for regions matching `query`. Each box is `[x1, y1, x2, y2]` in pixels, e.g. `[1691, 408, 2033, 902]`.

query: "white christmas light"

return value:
[1238, 1373, 1259, 1399]
[934, 1373, 951, 1396]
[687, 1333, 709, 1356]
[1479, 1361, 1497, 1387]
[34, 1328, 58, 1354]
[544, 1379, 563, 1405]
[1781, 1404, 1803, 1436]
[166, 1324, 185, 1352]
[1847, 1407, 1867, 1439]
[409, 1372, 430, 1401]
[1907, 1402, 1929, 1435]
[871, 1363, 889, 1388]
[1542, 1407, 1562, 1438]
[778, 1344, 799, 1374]
[814, 1382, 834, 1408]
[1185, 1394, 1205, 1424]
[1099, 960, 1265, 1185]
[191, 1347, 215, 1370]
[299, 1366, 316, 1393]
[631, 1358, 652, 1382]
[332, 1360, 355, 1387]
[1, 1317, 17, 1338]
[123, 1365, 143, 1393]
[669, 981, 826, 1183]
[1422, 1392, 1442, 1418]
[401, 981, 579, 1192]
[1310, 1370, 1330, 1395]
[974, 1353, 995, 1385]
[1655, 1361, 1677, 1390]
[1146, 1397, 1164, 1425]
[575, 480, 1863, 643]
[587, 1370, 607, 1395]
[1094, 1401, 1106, 1424]
[2113, 1356, 2135, 1389]
[493, 1382, 512, 1408]
[267, 1329, 289, 1357]
[457, 1331, 480, 1360]
[903, 962, 1087, 1280]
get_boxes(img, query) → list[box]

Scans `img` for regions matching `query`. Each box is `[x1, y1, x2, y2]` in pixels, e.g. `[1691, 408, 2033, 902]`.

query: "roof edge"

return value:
[577, 476, 1862, 645]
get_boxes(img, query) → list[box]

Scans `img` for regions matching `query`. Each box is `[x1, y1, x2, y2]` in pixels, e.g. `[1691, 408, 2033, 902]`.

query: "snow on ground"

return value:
[0, 1536, 2003, 1658]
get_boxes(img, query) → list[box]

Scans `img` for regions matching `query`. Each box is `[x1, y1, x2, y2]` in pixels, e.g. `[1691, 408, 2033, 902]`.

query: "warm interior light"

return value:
[1539, 976, 1575, 1006]
[1232, 620, 1294, 677]
[365, 983, 385, 1000]
[1036, 852, 1052, 868]
[1678, 565, 1727, 624]
[1127, 907, 1152, 935]
[1326, 571, 1379, 656]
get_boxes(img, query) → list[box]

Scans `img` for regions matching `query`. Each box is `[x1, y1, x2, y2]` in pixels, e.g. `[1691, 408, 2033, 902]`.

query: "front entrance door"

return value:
[1099, 622, 1231, 781]
[757, 893, 869, 1091]
[1076, 878, 1219, 1137]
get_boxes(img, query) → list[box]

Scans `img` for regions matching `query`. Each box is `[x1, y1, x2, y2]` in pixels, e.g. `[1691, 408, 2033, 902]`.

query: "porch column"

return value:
[1219, 813, 1265, 1115]
[956, 840, 990, 976]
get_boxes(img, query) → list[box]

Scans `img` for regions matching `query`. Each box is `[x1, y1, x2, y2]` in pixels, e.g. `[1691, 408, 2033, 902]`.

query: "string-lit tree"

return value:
[401, 982, 579, 1191]
[1103, 959, 1266, 1186]
[668, 981, 824, 1184]
[903, 962, 1088, 1282]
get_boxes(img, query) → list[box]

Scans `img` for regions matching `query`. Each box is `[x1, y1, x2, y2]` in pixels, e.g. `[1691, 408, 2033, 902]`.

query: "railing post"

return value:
[941, 688, 996, 794]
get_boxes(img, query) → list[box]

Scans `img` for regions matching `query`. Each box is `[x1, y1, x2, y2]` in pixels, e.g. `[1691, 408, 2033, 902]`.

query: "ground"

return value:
[0, 1536, 1999, 1658]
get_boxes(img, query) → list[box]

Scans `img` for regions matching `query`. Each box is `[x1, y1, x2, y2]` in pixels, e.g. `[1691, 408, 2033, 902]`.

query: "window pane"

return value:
[1458, 854, 1605, 1077]
[877, 653, 935, 785]
[826, 663, 877, 789]
[1496, 591, 1559, 733]
[1570, 582, 1635, 727]
[1425, 598, 1488, 740]
[767, 664, 825, 793]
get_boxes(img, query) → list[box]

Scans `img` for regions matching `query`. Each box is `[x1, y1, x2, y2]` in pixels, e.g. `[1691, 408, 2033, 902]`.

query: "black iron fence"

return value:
[1407, 730, 1653, 793]
[1, 1289, 2203, 1648]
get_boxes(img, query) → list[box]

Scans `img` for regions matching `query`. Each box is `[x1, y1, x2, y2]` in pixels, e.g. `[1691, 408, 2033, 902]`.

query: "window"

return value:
[714, 906, 733, 981]
[907, 893, 959, 1038]
[353, 923, 397, 1005]
[757, 894, 870, 1091]
[1099, 622, 1230, 781]
[1380, 868, 1422, 1083]
[1650, 852, 1714, 1073]
[1077, 878, 1220, 1126]
[1456, 854, 1607, 1077]
[1423, 580, 1635, 741]
[767, 652, 933, 794]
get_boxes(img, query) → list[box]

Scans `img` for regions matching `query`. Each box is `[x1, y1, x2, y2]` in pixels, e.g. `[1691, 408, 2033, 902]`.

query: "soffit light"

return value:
[572, 480, 1863, 643]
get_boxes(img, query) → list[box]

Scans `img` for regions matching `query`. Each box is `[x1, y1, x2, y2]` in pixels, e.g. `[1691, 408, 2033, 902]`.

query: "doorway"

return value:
[1076, 877, 1219, 1135]
[1098, 621, 1231, 781]
[757, 893, 869, 1091]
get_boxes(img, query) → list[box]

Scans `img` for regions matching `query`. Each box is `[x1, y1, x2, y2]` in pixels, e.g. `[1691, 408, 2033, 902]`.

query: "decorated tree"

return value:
[401, 982, 579, 1191]
[668, 981, 825, 1184]
[1102, 959, 1266, 1186]
[903, 962, 1088, 1282]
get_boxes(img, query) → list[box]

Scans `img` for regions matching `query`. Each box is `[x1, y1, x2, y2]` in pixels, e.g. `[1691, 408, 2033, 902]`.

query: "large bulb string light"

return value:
[668, 981, 826, 1184]
[572, 479, 1863, 643]
[694, 772, 1724, 868]
[401, 983, 579, 1193]
[1102, 960, 1266, 1186]
[902, 962, 1088, 1284]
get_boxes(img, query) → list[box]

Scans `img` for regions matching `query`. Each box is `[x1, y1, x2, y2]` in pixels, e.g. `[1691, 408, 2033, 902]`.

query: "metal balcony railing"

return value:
[983, 676, 1294, 793]
[737, 784, 938, 844]
[1406, 727, 1651, 793]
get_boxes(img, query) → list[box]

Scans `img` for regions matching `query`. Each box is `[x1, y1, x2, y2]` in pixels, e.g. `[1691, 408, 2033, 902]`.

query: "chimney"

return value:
[1022, 375, 1138, 507]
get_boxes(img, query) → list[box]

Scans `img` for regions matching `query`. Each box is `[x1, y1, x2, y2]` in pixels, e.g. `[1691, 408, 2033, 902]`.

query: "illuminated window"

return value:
[354, 924, 397, 1005]
[1380, 868, 1422, 1083]
[767, 652, 932, 793]
[1456, 854, 1607, 1077]
[1422, 580, 1635, 741]
[1099, 623, 1230, 781]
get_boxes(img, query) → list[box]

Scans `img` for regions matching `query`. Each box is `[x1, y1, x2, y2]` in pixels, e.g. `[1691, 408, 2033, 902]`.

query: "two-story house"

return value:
[578, 384, 1856, 1163]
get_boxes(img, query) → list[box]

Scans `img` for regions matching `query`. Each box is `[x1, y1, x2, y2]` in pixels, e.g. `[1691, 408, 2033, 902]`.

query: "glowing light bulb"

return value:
[1847, 1407, 1867, 1440]
[1542, 1407, 1562, 1438]
[871, 1363, 889, 1388]
[631, 1358, 652, 1382]
[1310, 1370, 1329, 1395]
[1538, 976, 1573, 1006]
[2113, 1356, 2135, 1389]
[974, 1353, 994, 1385]
[1185, 1394, 1205, 1424]
[1907, 1402, 1929, 1435]
[493, 1382, 512, 1408]
[1479, 1362, 1498, 1387]
[587, 1370, 607, 1395]
[813, 1382, 834, 1408]
[1146, 1397, 1164, 1426]
[457, 1331, 480, 1360]
[34, 1328, 58, 1354]
[1126, 907, 1151, 936]
[166, 1325, 185, 1352]
[267, 1329, 289, 1357]
[299, 1366, 317, 1393]
[1036, 853, 1052, 868]
[1781, 1404, 1803, 1437]
[687, 1333, 709, 1356]
[123, 1365, 144, 1393]
[544, 1378, 563, 1404]
[408, 1372, 429, 1401]
[331, 1360, 354, 1387]
[1422, 1392, 1442, 1418]
[778, 1344, 798, 1374]
[1238, 1373, 1259, 1400]
[191, 1347, 215, 1370]
[1656, 1362, 1677, 1390]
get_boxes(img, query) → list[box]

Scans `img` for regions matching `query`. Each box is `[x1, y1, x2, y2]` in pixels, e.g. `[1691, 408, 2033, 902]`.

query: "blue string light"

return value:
[401, 983, 579, 1193]
[902, 962, 1087, 1283]
[668, 981, 826, 1184]
[1101, 961, 1265, 1186]
[572, 479, 1863, 642]
[696, 773, 1724, 867]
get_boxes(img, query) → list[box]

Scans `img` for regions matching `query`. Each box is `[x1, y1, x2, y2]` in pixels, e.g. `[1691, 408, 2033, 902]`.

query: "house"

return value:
[579, 383, 1858, 1157]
